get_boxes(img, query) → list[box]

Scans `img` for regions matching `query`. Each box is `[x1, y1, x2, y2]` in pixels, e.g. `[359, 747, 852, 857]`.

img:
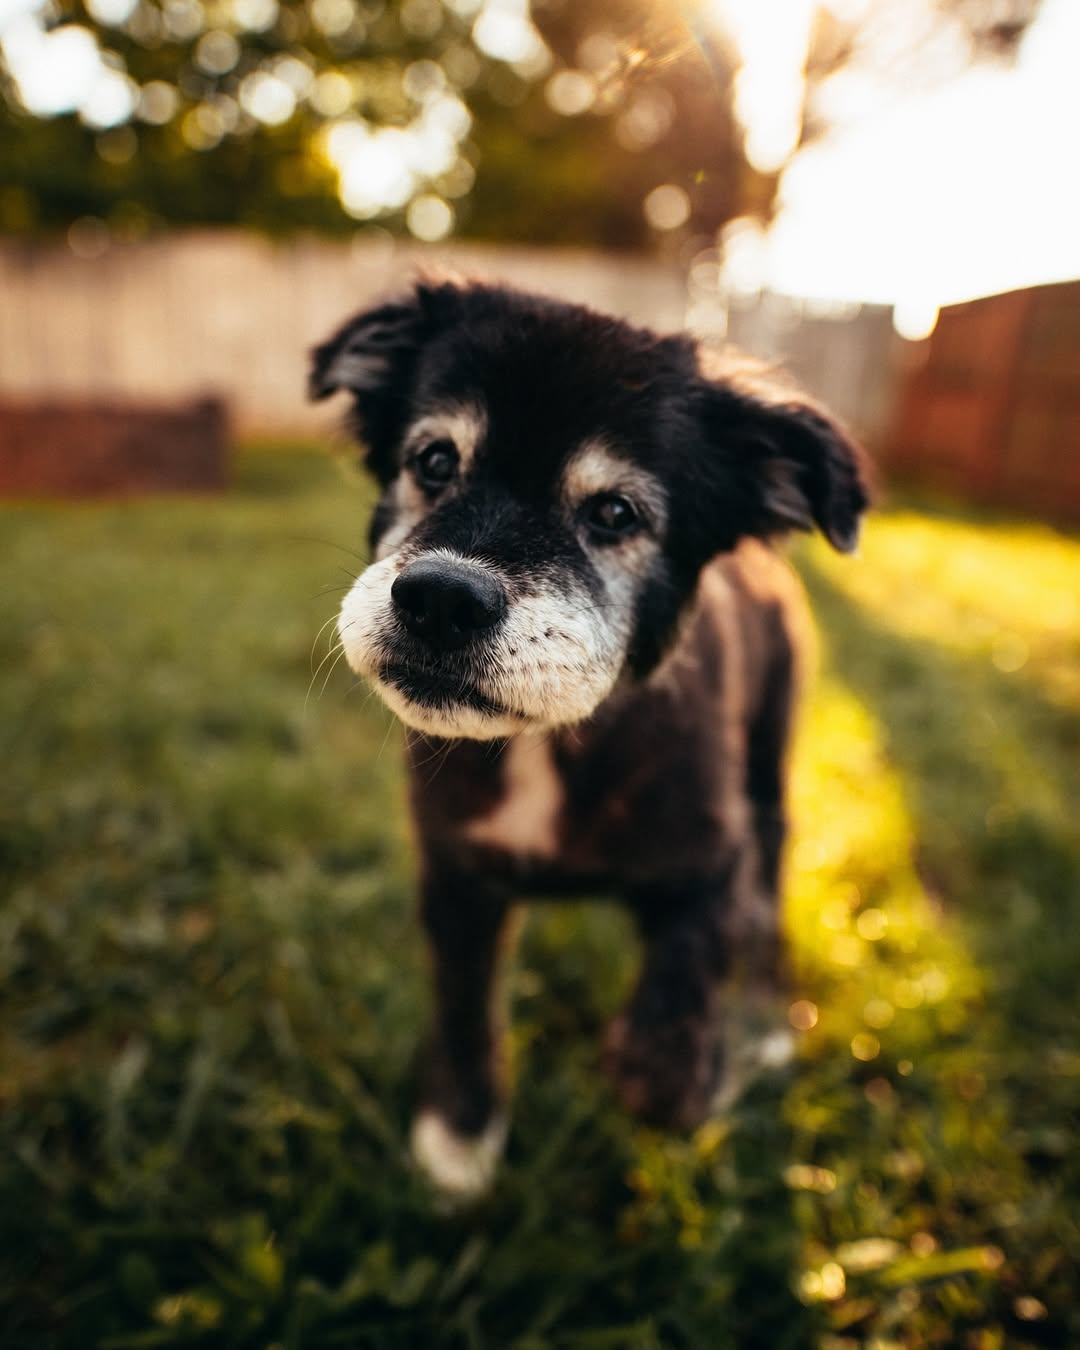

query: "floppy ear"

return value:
[700, 377, 871, 554]
[308, 281, 463, 480]
[308, 297, 424, 402]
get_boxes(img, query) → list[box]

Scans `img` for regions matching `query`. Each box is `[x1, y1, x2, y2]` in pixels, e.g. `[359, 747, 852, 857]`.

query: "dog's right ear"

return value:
[696, 374, 872, 556]
[308, 296, 424, 403]
[309, 282, 462, 479]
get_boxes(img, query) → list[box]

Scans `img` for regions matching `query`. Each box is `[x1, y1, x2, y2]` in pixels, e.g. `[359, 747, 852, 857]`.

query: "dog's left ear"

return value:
[699, 378, 871, 554]
[308, 281, 464, 479]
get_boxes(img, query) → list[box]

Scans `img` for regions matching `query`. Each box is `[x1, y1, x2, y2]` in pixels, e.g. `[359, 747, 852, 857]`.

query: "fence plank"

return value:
[0, 234, 895, 444]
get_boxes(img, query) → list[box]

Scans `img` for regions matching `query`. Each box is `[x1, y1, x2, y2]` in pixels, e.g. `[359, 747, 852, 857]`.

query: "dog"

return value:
[310, 279, 869, 1197]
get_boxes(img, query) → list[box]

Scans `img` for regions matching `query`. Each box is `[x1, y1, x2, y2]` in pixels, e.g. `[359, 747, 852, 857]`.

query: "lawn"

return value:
[1, 448, 1077, 1349]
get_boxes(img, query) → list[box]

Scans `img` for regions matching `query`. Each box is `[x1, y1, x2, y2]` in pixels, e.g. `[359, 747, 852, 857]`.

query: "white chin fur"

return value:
[337, 550, 628, 737]
[372, 676, 527, 740]
[410, 1110, 507, 1199]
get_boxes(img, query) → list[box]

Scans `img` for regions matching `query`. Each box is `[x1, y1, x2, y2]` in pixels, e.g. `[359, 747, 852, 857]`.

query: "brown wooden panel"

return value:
[0, 397, 229, 497]
[928, 288, 1028, 382]
[885, 281, 1080, 522]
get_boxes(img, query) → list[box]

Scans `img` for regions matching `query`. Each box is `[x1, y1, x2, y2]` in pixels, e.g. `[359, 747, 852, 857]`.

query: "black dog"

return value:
[311, 279, 868, 1196]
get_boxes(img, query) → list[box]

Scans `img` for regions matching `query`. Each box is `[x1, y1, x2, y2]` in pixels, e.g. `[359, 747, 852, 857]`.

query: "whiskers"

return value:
[305, 610, 360, 713]
[287, 533, 368, 567]
[414, 734, 459, 787]
[304, 638, 349, 712]
[298, 533, 372, 713]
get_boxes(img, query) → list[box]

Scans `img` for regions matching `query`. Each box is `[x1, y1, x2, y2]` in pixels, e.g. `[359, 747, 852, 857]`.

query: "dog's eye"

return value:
[414, 440, 459, 489]
[584, 493, 640, 540]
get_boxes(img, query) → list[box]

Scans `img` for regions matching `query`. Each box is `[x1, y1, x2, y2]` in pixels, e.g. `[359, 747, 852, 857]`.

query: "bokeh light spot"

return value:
[406, 194, 453, 241]
[544, 69, 595, 117]
[195, 30, 240, 76]
[472, 0, 546, 65]
[788, 998, 818, 1031]
[863, 998, 895, 1028]
[784, 1163, 836, 1193]
[309, 0, 352, 37]
[80, 69, 138, 129]
[403, 59, 446, 104]
[820, 1262, 846, 1300]
[643, 184, 690, 232]
[232, 0, 277, 34]
[162, 0, 204, 41]
[138, 80, 179, 124]
[309, 71, 352, 117]
[855, 907, 888, 941]
[614, 88, 674, 152]
[85, 0, 138, 25]
[67, 215, 110, 258]
[1015, 1296, 1049, 1321]
[6, 24, 101, 117]
[181, 103, 224, 149]
[239, 71, 297, 125]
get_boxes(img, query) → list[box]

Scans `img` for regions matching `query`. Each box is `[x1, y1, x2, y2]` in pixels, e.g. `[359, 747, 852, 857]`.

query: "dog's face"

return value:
[312, 282, 868, 740]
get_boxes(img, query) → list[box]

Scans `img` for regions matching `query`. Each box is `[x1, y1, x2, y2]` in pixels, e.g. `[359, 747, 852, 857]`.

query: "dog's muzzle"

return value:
[391, 557, 507, 653]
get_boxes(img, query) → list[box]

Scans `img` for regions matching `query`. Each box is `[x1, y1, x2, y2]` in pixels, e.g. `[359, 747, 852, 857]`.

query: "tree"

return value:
[0, 0, 1042, 247]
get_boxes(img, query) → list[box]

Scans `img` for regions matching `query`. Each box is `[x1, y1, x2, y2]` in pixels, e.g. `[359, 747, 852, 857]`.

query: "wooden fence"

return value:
[885, 282, 1080, 522]
[0, 233, 896, 444]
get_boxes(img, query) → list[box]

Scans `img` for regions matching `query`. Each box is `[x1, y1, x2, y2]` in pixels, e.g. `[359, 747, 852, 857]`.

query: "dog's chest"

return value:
[463, 737, 563, 859]
[448, 711, 733, 884]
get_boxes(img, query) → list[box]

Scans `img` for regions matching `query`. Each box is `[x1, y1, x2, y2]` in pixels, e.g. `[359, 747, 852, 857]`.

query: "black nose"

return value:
[391, 558, 507, 651]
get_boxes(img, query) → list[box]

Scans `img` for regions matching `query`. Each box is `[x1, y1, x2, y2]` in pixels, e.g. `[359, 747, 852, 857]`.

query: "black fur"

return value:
[312, 280, 870, 1179]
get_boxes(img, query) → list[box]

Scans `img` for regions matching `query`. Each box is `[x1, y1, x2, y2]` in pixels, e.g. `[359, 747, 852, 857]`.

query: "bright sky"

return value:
[714, 0, 1080, 319]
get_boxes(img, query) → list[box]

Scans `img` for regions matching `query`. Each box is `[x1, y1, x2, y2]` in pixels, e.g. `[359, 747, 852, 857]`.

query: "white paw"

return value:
[711, 1014, 797, 1113]
[410, 1110, 508, 1200]
[757, 1027, 796, 1069]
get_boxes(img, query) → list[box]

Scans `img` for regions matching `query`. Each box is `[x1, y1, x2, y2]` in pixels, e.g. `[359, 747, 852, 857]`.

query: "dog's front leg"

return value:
[605, 881, 730, 1130]
[410, 866, 514, 1198]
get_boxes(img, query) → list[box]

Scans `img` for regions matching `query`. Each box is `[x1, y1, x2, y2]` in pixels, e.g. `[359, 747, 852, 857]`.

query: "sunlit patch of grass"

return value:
[811, 506, 1080, 711]
[1, 458, 1077, 1347]
[780, 511, 1080, 1347]
[788, 672, 982, 1036]
[782, 673, 1006, 1343]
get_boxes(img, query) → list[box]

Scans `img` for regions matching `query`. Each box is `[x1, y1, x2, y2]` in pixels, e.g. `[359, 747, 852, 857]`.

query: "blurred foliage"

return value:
[0, 0, 759, 244]
[0, 0, 487, 236]
[0, 0, 1043, 246]
[465, 0, 765, 249]
[1, 448, 1077, 1347]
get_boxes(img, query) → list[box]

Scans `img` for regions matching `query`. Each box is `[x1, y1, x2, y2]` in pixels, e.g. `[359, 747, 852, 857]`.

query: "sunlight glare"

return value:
[707, 0, 815, 173]
[892, 297, 939, 341]
[746, 0, 1080, 307]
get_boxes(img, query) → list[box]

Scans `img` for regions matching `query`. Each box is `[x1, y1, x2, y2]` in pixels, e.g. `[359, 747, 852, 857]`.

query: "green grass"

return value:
[1, 450, 1077, 1349]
